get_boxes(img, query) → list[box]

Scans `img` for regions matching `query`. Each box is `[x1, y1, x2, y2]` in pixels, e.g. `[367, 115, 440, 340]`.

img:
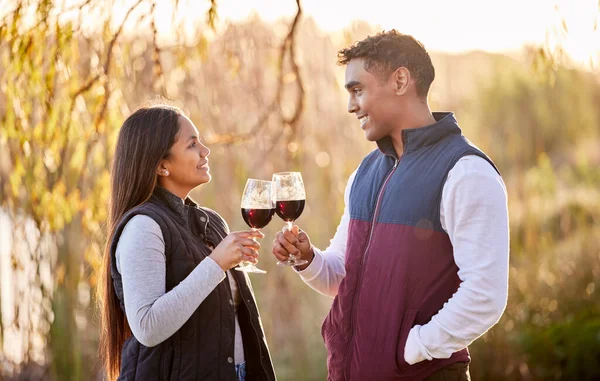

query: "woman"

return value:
[99, 103, 276, 381]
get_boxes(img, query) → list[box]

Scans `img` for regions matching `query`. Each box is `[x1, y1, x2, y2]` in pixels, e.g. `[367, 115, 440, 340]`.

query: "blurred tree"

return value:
[1, 1, 599, 380]
[533, 1, 600, 81]
[462, 55, 600, 381]
[0, 0, 306, 379]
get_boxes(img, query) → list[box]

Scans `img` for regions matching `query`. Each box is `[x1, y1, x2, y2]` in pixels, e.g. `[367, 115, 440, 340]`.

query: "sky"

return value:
[1, 0, 598, 66]
[215, 0, 599, 65]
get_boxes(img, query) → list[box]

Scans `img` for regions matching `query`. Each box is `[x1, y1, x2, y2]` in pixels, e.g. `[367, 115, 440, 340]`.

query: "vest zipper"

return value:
[344, 157, 399, 380]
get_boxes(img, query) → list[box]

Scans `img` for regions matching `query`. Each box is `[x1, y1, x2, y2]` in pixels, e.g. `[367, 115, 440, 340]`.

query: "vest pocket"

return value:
[395, 308, 418, 372]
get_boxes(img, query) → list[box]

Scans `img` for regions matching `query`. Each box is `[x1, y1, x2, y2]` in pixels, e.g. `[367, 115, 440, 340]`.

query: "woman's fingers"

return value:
[234, 230, 264, 239]
[236, 237, 260, 250]
[241, 246, 259, 263]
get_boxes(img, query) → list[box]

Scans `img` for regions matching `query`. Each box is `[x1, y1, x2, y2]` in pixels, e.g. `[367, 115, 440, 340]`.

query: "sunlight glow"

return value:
[3, 0, 595, 68]
[216, 0, 600, 68]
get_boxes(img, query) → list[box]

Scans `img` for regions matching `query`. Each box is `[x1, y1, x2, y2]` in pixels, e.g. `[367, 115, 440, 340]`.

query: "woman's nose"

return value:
[201, 144, 210, 157]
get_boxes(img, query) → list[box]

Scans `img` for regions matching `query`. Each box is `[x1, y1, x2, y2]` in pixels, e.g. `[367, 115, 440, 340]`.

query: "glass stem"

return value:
[251, 228, 259, 249]
[242, 228, 259, 266]
[286, 221, 296, 261]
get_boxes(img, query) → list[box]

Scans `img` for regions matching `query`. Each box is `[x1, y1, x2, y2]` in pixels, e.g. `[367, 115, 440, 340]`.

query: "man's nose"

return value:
[348, 98, 358, 114]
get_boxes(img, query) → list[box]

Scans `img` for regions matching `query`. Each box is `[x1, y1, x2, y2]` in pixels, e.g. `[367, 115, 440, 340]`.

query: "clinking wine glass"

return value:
[272, 171, 308, 267]
[237, 179, 275, 274]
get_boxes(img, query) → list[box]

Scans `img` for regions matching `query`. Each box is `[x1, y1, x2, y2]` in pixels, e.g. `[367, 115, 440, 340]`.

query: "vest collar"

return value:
[376, 112, 462, 158]
[152, 186, 198, 226]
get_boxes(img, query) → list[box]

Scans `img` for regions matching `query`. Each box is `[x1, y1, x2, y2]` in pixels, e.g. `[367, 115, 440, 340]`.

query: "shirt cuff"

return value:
[418, 315, 463, 358]
[404, 325, 433, 365]
[294, 246, 324, 281]
[201, 256, 227, 283]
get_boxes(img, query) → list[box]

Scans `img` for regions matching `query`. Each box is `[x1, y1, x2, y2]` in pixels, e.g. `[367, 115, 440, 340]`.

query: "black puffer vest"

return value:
[110, 186, 276, 381]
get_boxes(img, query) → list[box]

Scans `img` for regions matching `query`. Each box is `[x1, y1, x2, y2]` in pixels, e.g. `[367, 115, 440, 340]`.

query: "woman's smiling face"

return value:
[158, 115, 211, 197]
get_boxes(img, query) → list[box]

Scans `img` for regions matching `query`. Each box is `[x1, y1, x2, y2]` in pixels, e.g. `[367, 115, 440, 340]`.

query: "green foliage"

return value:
[465, 58, 600, 381]
[470, 63, 600, 173]
[519, 316, 600, 380]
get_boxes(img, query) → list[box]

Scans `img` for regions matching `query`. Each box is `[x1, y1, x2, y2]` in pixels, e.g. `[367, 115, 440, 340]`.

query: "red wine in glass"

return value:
[272, 172, 308, 267]
[237, 179, 274, 274]
[275, 200, 305, 224]
[242, 208, 275, 229]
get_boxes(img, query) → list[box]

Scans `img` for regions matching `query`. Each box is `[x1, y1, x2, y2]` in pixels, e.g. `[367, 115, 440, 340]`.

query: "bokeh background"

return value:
[1, 0, 599, 380]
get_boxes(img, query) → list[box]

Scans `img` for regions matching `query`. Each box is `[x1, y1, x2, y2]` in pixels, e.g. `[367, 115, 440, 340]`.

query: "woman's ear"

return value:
[157, 160, 170, 177]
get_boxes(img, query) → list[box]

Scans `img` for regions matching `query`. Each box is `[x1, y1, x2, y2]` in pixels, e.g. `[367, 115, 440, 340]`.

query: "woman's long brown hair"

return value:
[98, 104, 183, 381]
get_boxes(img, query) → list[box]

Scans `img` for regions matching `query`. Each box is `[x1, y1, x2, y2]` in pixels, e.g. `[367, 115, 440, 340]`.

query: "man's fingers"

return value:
[272, 241, 287, 255]
[272, 242, 291, 262]
[297, 230, 308, 241]
[278, 234, 300, 256]
[273, 252, 288, 262]
[282, 230, 300, 245]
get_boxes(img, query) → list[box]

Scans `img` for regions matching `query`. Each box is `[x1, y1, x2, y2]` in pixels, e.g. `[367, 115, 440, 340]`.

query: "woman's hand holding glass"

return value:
[237, 179, 275, 273]
[209, 230, 264, 272]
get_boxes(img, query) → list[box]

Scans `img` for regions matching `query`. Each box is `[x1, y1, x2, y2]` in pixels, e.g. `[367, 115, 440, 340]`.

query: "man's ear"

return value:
[393, 67, 410, 96]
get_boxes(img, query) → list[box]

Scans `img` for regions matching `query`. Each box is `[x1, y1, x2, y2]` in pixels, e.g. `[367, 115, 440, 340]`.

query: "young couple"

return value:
[99, 30, 509, 381]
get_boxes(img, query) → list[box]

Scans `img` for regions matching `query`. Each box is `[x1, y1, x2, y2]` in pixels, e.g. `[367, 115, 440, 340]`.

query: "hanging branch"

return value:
[276, 0, 304, 127]
[207, 0, 218, 30]
[150, 0, 168, 97]
[93, 0, 146, 130]
[206, 0, 305, 146]
[205, 102, 279, 145]
[53, 0, 146, 186]
[62, 0, 94, 14]
[78, 5, 155, 196]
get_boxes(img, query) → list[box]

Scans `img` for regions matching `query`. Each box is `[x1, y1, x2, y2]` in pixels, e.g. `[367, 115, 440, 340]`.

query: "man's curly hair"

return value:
[338, 30, 435, 97]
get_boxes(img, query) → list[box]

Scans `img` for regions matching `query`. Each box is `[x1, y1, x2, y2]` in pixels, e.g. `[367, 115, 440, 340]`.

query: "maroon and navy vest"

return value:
[322, 112, 499, 381]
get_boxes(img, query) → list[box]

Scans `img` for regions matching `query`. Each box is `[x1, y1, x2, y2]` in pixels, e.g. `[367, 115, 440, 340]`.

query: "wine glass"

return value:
[237, 179, 275, 274]
[272, 172, 308, 267]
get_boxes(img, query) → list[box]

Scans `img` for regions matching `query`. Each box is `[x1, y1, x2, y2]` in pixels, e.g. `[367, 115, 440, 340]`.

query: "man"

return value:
[272, 30, 509, 381]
